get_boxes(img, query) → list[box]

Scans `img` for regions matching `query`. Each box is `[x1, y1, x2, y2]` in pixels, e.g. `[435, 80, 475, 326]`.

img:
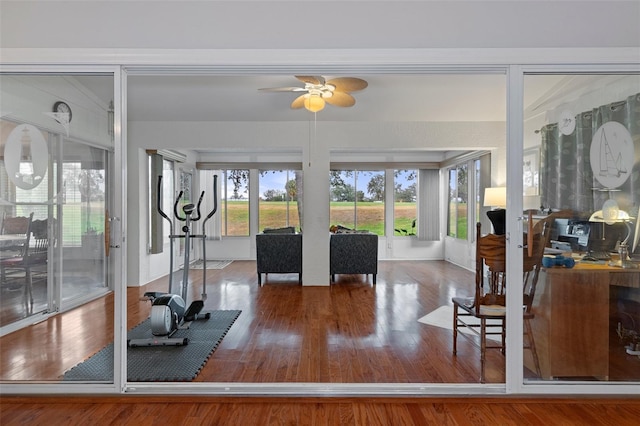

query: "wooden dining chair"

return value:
[0, 212, 33, 256]
[452, 222, 507, 383]
[0, 218, 50, 313]
[452, 214, 557, 382]
[521, 210, 571, 378]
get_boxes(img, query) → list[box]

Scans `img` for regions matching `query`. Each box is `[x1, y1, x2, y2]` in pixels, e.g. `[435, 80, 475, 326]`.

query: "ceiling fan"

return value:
[259, 75, 368, 112]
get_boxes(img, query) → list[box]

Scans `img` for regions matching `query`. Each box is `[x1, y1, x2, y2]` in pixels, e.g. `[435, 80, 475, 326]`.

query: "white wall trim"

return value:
[1, 48, 639, 68]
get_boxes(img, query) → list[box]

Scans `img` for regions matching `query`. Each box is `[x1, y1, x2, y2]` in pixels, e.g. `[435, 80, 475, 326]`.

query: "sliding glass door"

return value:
[0, 71, 117, 384]
[520, 72, 640, 385]
[58, 139, 111, 309]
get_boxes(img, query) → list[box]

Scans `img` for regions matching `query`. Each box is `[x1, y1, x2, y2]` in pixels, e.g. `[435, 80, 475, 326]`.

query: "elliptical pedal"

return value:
[184, 300, 210, 322]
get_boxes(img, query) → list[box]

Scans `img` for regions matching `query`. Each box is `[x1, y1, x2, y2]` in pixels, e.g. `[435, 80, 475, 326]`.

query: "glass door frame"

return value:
[0, 64, 126, 394]
[505, 64, 640, 395]
[2, 60, 638, 397]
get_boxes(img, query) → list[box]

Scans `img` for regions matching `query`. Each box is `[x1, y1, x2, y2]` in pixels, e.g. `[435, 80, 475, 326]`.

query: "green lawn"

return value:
[222, 201, 417, 236]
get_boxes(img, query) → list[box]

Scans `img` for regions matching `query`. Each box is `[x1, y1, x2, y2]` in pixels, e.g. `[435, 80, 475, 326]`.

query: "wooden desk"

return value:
[0, 234, 26, 247]
[534, 262, 640, 380]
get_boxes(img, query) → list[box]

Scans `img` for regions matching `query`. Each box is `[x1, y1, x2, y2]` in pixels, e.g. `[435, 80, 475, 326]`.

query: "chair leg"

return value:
[24, 268, 33, 314]
[452, 305, 458, 355]
[480, 317, 486, 383]
[524, 317, 541, 378]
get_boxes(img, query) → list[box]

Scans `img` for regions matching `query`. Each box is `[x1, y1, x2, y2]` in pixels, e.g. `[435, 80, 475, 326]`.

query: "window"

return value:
[474, 159, 481, 229]
[60, 161, 105, 247]
[448, 163, 468, 239]
[221, 169, 249, 236]
[148, 154, 173, 253]
[160, 158, 174, 242]
[394, 170, 417, 236]
[330, 170, 385, 235]
[258, 170, 302, 232]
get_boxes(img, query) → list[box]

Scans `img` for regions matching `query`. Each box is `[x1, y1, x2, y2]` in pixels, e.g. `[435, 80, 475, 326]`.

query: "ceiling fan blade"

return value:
[259, 87, 307, 92]
[326, 77, 368, 92]
[291, 94, 307, 109]
[295, 75, 325, 85]
[325, 91, 356, 107]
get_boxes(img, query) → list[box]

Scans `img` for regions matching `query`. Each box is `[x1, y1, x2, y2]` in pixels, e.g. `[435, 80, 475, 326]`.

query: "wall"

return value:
[2, 2, 637, 50]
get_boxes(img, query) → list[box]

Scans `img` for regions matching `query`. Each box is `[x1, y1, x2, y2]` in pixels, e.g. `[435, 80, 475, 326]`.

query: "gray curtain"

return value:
[417, 169, 440, 241]
[540, 92, 640, 216]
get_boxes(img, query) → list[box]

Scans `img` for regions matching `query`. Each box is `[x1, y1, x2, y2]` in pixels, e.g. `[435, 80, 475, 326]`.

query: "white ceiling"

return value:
[123, 74, 510, 123]
[77, 72, 632, 136]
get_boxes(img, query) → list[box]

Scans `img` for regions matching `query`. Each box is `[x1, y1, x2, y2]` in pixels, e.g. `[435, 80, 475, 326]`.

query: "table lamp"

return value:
[484, 187, 506, 235]
[589, 200, 636, 269]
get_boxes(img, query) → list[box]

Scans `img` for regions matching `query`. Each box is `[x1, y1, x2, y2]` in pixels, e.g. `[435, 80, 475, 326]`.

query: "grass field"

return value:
[224, 200, 417, 236]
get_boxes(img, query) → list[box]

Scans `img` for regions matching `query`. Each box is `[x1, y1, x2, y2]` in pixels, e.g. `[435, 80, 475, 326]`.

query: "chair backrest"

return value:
[522, 210, 572, 312]
[25, 219, 50, 265]
[1, 212, 33, 235]
[474, 222, 507, 314]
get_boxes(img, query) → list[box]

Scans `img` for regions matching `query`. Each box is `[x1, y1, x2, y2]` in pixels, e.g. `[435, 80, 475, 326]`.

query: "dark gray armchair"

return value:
[256, 232, 302, 285]
[330, 233, 378, 284]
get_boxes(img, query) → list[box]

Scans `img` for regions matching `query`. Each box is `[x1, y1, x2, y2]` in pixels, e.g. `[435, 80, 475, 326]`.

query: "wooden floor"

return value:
[2, 260, 640, 424]
[1, 260, 638, 384]
[2, 260, 512, 383]
[2, 395, 640, 425]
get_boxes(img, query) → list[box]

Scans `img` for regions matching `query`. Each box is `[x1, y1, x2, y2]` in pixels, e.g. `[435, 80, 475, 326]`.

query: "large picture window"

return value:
[258, 170, 302, 232]
[330, 170, 385, 235]
[393, 169, 417, 236]
[221, 169, 250, 236]
[447, 163, 468, 239]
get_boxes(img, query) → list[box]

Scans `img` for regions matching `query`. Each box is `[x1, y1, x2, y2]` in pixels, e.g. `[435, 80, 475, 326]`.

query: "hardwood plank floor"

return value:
[2, 260, 501, 383]
[0, 260, 637, 385]
[2, 261, 640, 424]
[1, 396, 639, 425]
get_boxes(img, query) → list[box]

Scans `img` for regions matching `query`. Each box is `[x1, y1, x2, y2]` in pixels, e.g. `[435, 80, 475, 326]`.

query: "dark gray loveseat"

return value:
[256, 230, 302, 285]
[330, 232, 378, 284]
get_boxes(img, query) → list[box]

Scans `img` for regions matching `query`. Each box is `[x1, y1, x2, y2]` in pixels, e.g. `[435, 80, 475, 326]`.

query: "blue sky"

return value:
[224, 170, 415, 200]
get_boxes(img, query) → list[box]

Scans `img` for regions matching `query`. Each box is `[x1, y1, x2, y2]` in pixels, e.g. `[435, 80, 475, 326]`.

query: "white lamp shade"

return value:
[484, 187, 506, 208]
[304, 94, 325, 112]
[589, 208, 631, 223]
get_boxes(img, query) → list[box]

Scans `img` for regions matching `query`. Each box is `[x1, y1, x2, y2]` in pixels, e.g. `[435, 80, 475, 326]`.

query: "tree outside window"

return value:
[330, 170, 385, 235]
[259, 170, 301, 232]
[221, 169, 249, 236]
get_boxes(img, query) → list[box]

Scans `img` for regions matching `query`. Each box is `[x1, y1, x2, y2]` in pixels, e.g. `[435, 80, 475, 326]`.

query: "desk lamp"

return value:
[484, 187, 506, 235]
[589, 200, 636, 268]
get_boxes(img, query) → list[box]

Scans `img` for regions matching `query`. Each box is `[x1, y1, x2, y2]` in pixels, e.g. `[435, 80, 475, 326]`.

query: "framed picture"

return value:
[523, 147, 539, 196]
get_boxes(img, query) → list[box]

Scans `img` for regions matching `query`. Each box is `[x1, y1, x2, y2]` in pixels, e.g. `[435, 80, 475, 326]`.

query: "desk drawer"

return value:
[610, 272, 640, 288]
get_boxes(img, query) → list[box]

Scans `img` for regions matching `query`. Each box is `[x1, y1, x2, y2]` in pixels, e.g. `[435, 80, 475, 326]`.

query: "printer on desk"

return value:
[551, 218, 590, 252]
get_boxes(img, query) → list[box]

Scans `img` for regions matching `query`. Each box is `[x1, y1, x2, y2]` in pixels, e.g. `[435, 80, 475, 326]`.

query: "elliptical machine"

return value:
[129, 174, 218, 347]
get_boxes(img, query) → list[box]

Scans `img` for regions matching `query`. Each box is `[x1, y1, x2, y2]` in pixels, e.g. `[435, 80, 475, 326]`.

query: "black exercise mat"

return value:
[63, 310, 241, 382]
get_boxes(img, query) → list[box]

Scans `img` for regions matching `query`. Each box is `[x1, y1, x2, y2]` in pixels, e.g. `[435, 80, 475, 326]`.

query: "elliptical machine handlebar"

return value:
[158, 175, 217, 227]
[157, 176, 173, 231]
[173, 189, 206, 222]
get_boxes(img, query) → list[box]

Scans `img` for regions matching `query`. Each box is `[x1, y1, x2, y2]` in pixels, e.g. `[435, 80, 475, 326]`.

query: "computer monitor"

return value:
[587, 221, 627, 255]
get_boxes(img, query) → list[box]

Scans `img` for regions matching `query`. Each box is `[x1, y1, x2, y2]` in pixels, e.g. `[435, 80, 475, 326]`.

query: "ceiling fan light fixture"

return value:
[304, 94, 325, 112]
